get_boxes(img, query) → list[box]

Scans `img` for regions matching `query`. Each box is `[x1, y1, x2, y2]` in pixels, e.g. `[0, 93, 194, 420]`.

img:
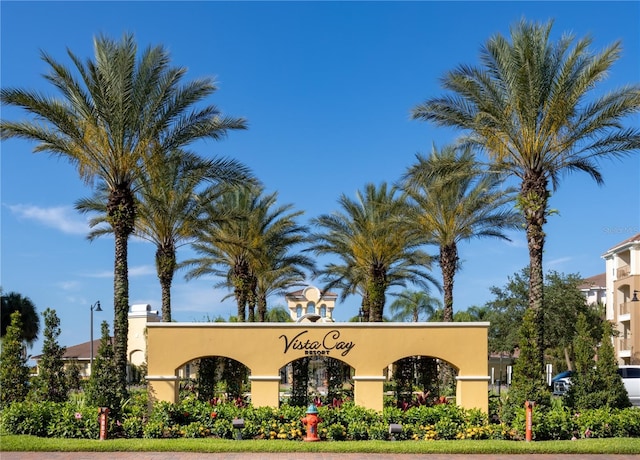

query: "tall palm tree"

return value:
[77, 149, 254, 321]
[0, 291, 40, 346]
[402, 144, 521, 322]
[310, 182, 438, 322]
[411, 19, 640, 364]
[389, 289, 442, 322]
[0, 34, 246, 399]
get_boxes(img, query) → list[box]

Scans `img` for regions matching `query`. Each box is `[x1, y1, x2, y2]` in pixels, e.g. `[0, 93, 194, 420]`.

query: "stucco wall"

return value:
[146, 322, 489, 412]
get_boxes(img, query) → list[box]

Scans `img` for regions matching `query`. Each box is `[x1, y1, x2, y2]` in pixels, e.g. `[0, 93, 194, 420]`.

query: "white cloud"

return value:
[84, 265, 155, 278]
[128, 265, 157, 277]
[55, 280, 81, 291]
[545, 257, 573, 269]
[7, 204, 89, 235]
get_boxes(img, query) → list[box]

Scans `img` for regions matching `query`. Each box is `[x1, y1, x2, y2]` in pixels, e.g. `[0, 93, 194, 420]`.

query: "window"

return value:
[306, 302, 315, 314]
[320, 305, 326, 317]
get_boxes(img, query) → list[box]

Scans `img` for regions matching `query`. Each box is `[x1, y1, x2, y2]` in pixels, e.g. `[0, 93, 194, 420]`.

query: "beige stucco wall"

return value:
[146, 322, 489, 412]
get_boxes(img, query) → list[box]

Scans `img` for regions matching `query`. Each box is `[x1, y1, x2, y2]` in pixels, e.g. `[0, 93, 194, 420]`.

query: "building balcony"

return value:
[619, 338, 632, 358]
[616, 265, 631, 279]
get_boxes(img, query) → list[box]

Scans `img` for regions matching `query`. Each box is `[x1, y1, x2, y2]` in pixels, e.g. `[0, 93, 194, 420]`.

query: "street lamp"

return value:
[90, 301, 102, 375]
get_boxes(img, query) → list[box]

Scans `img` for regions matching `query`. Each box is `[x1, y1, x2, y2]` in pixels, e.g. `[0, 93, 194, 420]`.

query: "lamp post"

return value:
[90, 301, 102, 375]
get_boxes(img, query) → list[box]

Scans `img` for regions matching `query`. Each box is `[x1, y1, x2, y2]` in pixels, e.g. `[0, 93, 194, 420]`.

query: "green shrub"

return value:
[46, 403, 101, 439]
[0, 401, 56, 436]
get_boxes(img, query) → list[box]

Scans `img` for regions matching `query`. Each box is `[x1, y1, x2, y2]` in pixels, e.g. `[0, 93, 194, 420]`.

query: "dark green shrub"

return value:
[0, 401, 56, 436]
[0, 311, 31, 408]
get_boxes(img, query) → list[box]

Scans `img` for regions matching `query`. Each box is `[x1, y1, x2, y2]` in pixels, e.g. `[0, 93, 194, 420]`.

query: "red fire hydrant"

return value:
[99, 407, 110, 440]
[301, 403, 321, 442]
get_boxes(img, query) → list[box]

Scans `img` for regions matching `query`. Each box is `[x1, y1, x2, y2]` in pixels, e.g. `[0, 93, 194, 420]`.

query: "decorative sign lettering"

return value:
[279, 329, 355, 357]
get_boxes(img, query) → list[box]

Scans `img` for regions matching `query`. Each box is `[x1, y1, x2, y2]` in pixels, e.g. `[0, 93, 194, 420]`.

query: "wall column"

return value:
[456, 375, 490, 412]
[249, 375, 282, 407]
[146, 375, 179, 405]
[352, 375, 386, 412]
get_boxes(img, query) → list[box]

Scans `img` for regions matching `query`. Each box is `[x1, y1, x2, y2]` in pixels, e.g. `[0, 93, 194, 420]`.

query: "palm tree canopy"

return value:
[1, 292, 40, 345]
[1, 33, 247, 191]
[402, 144, 522, 248]
[310, 182, 439, 321]
[389, 289, 442, 322]
[183, 184, 314, 321]
[412, 19, 640, 189]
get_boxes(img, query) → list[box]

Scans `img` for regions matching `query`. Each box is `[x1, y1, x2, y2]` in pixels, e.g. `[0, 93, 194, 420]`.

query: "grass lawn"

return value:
[2, 435, 640, 454]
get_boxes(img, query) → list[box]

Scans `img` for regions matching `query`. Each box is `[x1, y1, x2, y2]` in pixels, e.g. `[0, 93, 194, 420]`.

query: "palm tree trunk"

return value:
[257, 294, 268, 322]
[368, 265, 387, 322]
[108, 186, 135, 405]
[156, 245, 176, 322]
[521, 173, 549, 369]
[440, 243, 458, 322]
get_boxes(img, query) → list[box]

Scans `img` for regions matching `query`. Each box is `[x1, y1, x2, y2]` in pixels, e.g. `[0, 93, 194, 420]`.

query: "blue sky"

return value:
[1, 1, 639, 358]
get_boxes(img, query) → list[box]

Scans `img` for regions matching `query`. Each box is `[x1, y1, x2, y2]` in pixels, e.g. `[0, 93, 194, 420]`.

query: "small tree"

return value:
[0, 311, 31, 408]
[197, 357, 217, 402]
[502, 308, 550, 423]
[594, 321, 631, 408]
[566, 313, 597, 409]
[32, 308, 68, 402]
[290, 358, 310, 407]
[66, 359, 83, 391]
[568, 317, 630, 410]
[85, 321, 120, 413]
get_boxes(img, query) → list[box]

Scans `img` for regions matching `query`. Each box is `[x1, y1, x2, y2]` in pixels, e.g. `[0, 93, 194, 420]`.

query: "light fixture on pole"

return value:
[90, 301, 102, 375]
[632, 290, 639, 302]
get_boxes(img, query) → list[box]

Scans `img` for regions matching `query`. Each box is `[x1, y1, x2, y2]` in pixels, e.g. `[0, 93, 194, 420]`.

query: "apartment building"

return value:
[602, 233, 640, 365]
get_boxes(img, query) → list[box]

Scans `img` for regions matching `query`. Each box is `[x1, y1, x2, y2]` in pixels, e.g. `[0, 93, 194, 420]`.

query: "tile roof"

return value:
[578, 273, 606, 290]
[605, 232, 640, 253]
[31, 338, 113, 361]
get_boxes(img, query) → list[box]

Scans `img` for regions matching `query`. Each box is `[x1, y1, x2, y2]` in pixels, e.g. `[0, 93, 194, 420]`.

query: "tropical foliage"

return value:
[184, 184, 313, 322]
[412, 19, 640, 365]
[402, 144, 521, 321]
[0, 33, 247, 404]
[310, 183, 437, 322]
[1, 291, 40, 346]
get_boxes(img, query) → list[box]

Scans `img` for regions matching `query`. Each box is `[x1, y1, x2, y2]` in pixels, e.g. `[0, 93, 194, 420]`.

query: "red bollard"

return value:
[300, 404, 321, 441]
[524, 400, 534, 442]
[99, 407, 110, 440]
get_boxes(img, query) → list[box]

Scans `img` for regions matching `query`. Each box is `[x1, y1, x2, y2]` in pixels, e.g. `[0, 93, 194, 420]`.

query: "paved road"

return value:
[2, 454, 638, 459]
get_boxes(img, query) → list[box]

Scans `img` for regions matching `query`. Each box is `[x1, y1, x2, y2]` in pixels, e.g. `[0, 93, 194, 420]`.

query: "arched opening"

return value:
[387, 355, 459, 409]
[177, 356, 251, 404]
[280, 356, 354, 406]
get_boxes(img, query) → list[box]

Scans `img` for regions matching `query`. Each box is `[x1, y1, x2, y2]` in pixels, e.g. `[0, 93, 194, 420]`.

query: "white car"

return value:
[618, 365, 640, 407]
[552, 366, 640, 406]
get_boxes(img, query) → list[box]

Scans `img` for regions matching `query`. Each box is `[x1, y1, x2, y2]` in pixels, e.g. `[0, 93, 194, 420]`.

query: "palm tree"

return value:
[77, 149, 254, 321]
[0, 291, 40, 346]
[310, 182, 438, 322]
[184, 185, 313, 322]
[265, 306, 293, 322]
[402, 144, 521, 322]
[0, 34, 247, 399]
[411, 20, 640, 364]
[389, 289, 442, 322]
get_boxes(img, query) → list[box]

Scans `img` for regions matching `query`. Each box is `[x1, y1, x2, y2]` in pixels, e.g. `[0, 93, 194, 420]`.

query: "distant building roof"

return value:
[603, 232, 640, 256]
[285, 287, 337, 300]
[31, 337, 112, 362]
[578, 273, 606, 291]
